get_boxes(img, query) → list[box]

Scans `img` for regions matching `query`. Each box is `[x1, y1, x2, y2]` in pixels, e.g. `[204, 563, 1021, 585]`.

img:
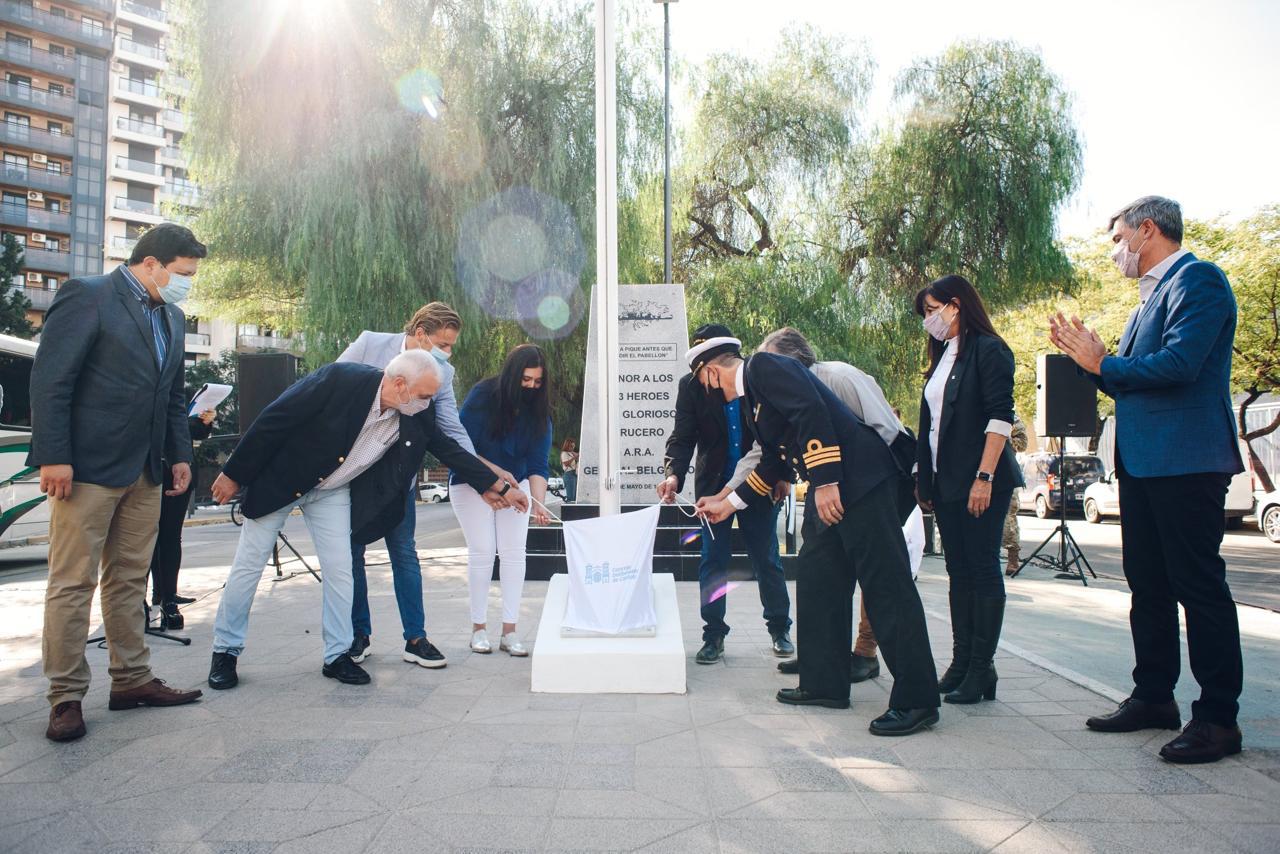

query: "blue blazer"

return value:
[1094, 252, 1243, 478]
[27, 267, 190, 487]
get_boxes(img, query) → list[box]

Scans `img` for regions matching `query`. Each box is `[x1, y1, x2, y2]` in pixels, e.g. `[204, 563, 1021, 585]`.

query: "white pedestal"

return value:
[531, 573, 686, 694]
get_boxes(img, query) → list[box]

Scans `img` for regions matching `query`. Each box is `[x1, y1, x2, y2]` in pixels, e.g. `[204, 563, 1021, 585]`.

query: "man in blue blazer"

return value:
[1051, 195, 1244, 764]
[31, 223, 208, 743]
[206, 350, 524, 691]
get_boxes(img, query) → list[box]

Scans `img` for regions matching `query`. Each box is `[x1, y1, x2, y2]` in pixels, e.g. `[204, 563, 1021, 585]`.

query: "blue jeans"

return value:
[700, 499, 792, 642]
[351, 486, 424, 641]
[212, 486, 354, 665]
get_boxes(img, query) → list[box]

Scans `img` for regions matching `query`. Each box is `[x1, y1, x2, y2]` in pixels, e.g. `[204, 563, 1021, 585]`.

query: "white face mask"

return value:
[394, 385, 432, 416]
[148, 268, 192, 304]
[1111, 228, 1148, 279]
[429, 346, 450, 364]
[923, 305, 956, 341]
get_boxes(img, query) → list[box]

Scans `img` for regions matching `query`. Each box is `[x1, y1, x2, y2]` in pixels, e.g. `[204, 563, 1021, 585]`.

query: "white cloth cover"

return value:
[562, 504, 660, 635]
[903, 506, 925, 581]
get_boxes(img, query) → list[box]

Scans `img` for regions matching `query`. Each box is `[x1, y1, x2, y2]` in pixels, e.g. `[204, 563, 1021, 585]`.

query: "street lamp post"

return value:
[656, 0, 676, 285]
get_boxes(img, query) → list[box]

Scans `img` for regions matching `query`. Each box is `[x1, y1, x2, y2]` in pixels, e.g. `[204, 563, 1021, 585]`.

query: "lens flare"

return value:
[706, 582, 740, 605]
[396, 68, 443, 118]
[680, 529, 702, 546]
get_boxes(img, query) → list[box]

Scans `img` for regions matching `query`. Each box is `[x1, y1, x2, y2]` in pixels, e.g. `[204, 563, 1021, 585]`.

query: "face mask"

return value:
[395, 388, 431, 416]
[150, 268, 192, 304]
[520, 387, 539, 404]
[923, 305, 956, 341]
[430, 346, 450, 364]
[1111, 228, 1148, 279]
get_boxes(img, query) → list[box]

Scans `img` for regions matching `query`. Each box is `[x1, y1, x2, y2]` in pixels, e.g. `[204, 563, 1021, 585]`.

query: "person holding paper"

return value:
[148, 401, 217, 629]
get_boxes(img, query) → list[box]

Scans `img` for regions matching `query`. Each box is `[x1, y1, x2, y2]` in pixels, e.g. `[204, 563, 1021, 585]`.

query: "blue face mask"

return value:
[430, 346, 451, 364]
[150, 268, 193, 304]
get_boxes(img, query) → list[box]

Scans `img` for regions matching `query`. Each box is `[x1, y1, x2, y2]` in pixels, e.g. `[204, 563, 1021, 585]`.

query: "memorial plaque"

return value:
[578, 284, 692, 505]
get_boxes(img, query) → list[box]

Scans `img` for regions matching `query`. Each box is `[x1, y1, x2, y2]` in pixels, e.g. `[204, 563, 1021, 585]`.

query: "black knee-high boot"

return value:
[945, 595, 1004, 704]
[937, 590, 973, 693]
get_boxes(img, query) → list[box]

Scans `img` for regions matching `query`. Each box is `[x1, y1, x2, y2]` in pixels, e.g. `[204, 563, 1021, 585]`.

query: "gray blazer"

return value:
[27, 267, 192, 488]
[337, 330, 475, 453]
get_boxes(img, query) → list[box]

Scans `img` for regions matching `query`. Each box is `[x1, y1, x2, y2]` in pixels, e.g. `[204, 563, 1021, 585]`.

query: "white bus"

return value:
[0, 332, 47, 546]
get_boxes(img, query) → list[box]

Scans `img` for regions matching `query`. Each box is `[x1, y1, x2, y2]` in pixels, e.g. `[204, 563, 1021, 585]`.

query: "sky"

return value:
[651, 0, 1279, 238]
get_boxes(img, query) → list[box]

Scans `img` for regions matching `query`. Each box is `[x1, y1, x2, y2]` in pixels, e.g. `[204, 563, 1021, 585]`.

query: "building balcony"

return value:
[0, 163, 72, 195]
[109, 196, 164, 225]
[20, 245, 71, 274]
[237, 334, 303, 354]
[0, 121, 73, 156]
[185, 331, 211, 347]
[0, 81, 76, 118]
[111, 154, 164, 186]
[0, 40, 78, 79]
[163, 74, 191, 96]
[107, 234, 136, 260]
[16, 285, 56, 311]
[112, 115, 165, 146]
[78, 0, 117, 14]
[160, 181, 200, 207]
[118, 0, 169, 32]
[161, 108, 185, 133]
[115, 36, 166, 71]
[0, 1, 113, 54]
[114, 76, 164, 108]
[0, 203, 70, 232]
[158, 144, 186, 167]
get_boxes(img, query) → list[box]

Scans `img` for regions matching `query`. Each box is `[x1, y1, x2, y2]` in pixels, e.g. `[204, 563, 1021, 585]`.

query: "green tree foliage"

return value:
[0, 234, 34, 338]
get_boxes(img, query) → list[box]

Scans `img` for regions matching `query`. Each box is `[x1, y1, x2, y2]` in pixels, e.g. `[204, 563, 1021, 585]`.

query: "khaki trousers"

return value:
[43, 473, 162, 706]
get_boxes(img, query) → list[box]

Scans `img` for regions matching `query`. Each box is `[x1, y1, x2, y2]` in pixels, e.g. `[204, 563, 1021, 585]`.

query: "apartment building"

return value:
[0, 0, 113, 323]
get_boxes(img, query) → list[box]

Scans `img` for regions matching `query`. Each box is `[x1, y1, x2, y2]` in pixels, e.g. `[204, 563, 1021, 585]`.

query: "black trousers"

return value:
[1116, 453, 1241, 727]
[932, 490, 1012, 598]
[149, 472, 196, 604]
[796, 477, 940, 708]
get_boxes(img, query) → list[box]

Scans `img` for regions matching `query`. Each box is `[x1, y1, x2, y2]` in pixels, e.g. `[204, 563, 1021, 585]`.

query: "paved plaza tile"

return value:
[1, 547, 1277, 852]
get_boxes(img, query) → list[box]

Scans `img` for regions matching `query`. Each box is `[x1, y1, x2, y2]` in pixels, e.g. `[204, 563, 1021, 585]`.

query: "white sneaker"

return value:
[470, 629, 492, 654]
[500, 633, 528, 657]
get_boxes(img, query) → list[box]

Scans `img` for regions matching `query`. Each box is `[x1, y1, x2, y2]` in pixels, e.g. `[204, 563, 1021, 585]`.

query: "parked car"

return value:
[1017, 453, 1105, 518]
[419, 481, 449, 503]
[1256, 489, 1280, 543]
[546, 476, 565, 498]
[1084, 437, 1256, 528]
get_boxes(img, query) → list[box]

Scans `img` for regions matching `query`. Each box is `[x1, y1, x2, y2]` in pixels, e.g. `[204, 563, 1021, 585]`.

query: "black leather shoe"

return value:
[208, 652, 238, 690]
[159, 601, 184, 631]
[1159, 720, 1243, 764]
[776, 688, 849, 709]
[777, 657, 799, 675]
[1086, 697, 1181, 733]
[771, 632, 795, 657]
[323, 653, 371, 685]
[172, 594, 197, 605]
[695, 638, 724, 665]
[869, 707, 939, 736]
[349, 634, 371, 663]
[850, 653, 880, 683]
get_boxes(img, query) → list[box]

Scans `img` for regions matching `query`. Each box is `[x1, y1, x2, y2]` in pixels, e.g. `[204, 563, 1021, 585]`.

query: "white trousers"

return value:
[451, 480, 531, 625]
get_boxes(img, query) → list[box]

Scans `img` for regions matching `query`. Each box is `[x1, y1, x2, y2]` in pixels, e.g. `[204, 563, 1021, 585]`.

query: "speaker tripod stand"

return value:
[1010, 441, 1096, 587]
[268, 532, 321, 584]
[86, 601, 191, 648]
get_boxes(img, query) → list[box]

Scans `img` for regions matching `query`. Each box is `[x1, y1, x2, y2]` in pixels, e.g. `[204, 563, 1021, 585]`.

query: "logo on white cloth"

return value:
[582, 562, 639, 585]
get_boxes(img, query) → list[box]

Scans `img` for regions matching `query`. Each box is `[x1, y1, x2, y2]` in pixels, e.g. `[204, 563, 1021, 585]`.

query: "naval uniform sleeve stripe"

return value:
[804, 451, 843, 467]
[746, 472, 770, 495]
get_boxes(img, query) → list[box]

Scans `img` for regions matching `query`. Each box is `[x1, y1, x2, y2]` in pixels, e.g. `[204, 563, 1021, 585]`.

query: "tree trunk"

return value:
[1238, 389, 1277, 493]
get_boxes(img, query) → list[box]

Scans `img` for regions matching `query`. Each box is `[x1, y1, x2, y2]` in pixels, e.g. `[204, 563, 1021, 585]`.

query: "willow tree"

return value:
[175, 0, 661, 437]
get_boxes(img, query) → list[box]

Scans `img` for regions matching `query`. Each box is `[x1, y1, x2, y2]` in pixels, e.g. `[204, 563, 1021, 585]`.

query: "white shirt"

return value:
[1139, 248, 1190, 306]
[319, 393, 401, 490]
[924, 340, 959, 472]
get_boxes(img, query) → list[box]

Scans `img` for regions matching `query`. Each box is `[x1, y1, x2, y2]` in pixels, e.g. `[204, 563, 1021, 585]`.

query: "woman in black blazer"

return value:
[914, 275, 1024, 705]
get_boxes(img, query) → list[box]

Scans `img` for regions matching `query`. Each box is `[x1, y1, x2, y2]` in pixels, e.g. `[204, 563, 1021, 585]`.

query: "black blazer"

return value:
[916, 333, 1024, 505]
[663, 372, 757, 499]
[222, 363, 496, 542]
[27, 267, 191, 487]
[733, 353, 898, 509]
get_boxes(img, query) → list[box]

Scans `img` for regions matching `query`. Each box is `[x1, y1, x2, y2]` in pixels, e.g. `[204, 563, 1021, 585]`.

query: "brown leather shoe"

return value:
[108, 678, 203, 711]
[46, 701, 86, 742]
[1159, 720, 1243, 764]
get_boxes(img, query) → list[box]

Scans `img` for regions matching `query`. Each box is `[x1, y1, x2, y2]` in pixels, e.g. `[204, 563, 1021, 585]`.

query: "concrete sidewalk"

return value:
[1, 547, 1278, 853]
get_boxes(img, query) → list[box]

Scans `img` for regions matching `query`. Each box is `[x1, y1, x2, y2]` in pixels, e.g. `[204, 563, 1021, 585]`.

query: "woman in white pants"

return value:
[452, 344, 552, 656]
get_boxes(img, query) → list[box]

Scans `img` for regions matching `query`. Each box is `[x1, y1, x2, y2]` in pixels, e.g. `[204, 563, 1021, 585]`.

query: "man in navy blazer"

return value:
[30, 223, 208, 743]
[1051, 195, 1244, 764]
[205, 350, 523, 692]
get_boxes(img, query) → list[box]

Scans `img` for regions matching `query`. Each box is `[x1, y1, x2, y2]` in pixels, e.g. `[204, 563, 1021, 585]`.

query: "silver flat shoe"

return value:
[470, 629, 492, 654]
[500, 633, 528, 657]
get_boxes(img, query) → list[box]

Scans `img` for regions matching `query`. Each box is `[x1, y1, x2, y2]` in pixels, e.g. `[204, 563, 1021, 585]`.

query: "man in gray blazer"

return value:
[337, 302, 511, 669]
[30, 223, 208, 743]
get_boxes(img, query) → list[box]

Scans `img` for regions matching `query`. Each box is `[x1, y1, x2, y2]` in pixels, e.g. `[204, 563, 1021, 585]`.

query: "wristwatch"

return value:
[975, 470, 994, 483]
[498, 481, 512, 496]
